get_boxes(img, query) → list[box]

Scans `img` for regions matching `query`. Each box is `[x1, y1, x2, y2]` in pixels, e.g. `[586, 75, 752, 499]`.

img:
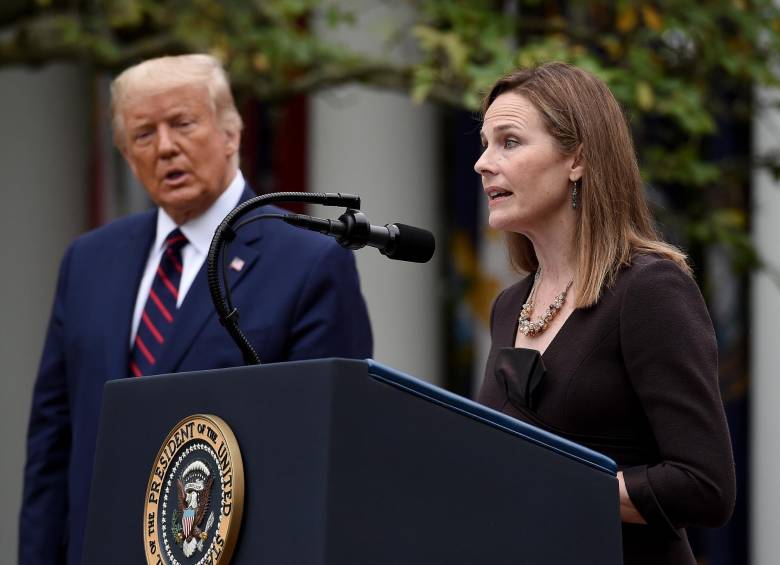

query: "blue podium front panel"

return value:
[83, 358, 622, 565]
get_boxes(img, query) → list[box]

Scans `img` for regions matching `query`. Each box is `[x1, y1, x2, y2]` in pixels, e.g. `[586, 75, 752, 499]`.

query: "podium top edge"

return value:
[366, 359, 617, 476]
[106, 358, 616, 475]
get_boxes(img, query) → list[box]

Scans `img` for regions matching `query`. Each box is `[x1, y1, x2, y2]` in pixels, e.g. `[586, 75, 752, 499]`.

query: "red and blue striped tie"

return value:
[129, 228, 188, 377]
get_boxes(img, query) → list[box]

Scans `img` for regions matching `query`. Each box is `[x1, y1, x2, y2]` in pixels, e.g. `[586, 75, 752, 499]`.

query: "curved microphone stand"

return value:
[206, 191, 361, 365]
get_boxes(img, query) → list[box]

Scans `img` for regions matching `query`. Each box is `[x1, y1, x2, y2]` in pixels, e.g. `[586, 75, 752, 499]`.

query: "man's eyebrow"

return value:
[128, 120, 151, 131]
[166, 110, 192, 120]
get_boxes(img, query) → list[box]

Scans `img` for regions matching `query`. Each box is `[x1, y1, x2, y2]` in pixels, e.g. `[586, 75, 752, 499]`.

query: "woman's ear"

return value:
[569, 144, 585, 182]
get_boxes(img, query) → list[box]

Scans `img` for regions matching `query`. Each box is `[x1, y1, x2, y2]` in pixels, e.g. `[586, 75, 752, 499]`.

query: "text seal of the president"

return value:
[143, 414, 244, 565]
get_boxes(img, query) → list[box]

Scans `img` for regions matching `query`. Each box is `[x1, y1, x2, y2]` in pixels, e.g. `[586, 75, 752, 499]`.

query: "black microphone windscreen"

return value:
[387, 223, 435, 263]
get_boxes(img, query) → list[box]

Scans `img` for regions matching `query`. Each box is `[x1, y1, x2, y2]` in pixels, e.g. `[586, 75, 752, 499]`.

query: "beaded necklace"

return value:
[518, 267, 573, 337]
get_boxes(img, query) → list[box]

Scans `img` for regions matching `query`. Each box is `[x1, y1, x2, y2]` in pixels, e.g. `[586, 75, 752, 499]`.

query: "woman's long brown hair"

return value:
[482, 62, 690, 307]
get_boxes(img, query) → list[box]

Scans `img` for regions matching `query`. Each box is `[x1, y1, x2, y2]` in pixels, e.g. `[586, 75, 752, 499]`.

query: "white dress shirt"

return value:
[129, 171, 245, 346]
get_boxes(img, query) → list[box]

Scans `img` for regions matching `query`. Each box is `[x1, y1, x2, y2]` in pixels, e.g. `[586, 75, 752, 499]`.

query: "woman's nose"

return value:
[474, 148, 495, 176]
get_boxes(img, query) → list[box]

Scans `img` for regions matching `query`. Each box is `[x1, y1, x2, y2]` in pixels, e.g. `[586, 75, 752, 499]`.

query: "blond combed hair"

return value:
[482, 62, 690, 308]
[110, 54, 243, 151]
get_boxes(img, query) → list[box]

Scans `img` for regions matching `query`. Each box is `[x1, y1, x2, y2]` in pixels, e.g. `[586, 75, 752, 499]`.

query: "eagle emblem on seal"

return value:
[172, 460, 215, 557]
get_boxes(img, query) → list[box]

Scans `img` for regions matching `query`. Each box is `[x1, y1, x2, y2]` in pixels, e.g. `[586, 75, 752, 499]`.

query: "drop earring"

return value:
[571, 179, 580, 209]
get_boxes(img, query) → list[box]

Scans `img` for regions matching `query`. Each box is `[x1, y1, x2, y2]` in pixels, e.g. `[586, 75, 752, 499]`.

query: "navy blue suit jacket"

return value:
[19, 189, 372, 565]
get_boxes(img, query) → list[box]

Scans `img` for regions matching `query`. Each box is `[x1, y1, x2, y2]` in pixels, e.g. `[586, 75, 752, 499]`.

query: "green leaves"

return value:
[1, 0, 777, 273]
[689, 209, 760, 272]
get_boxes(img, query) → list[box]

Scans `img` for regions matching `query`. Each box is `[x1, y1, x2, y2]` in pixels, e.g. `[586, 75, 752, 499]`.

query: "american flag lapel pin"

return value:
[229, 256, 245, 272]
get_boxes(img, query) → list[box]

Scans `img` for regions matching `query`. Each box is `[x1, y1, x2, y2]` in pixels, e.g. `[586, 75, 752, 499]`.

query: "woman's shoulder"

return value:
[616, 252, 708, 319]
[593, 252, 700, 313]
[620, 253, 695, 290]
[628, 252, 689, 271]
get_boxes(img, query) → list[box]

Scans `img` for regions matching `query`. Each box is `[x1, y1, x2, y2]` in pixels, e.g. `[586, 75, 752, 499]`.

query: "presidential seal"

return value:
[144, 414, 244, 565]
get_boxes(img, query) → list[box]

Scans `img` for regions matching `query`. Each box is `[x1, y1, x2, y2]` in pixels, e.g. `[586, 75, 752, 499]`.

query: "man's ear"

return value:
[224, 128, 240, 158]
[120, 146, 140, 179]
[569, 143, 585, 182]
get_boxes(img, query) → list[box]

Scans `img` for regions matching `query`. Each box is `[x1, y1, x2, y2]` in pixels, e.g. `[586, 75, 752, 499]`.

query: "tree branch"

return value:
[239, 61, 467, 108]
[0, 13, 185, 69]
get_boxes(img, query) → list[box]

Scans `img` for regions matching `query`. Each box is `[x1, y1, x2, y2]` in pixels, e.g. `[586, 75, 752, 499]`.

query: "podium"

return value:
[82, 358, 623, 564]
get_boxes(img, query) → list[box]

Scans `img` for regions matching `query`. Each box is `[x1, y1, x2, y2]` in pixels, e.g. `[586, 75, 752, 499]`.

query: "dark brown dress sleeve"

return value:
[619, 259, 736, 533]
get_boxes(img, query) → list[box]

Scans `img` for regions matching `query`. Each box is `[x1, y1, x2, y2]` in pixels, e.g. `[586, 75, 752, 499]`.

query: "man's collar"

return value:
[154, 170, 245, 254]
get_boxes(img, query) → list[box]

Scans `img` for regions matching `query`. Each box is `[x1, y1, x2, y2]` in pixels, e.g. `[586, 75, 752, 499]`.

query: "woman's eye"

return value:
[504, 138, 519, 148]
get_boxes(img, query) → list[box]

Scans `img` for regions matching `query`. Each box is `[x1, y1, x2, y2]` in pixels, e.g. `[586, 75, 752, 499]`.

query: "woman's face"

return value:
[474, 92, 579, 235]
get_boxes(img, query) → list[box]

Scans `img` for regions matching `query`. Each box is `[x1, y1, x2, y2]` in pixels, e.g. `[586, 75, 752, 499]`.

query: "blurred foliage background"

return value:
[1, 0, 779, 279]
[2, 2, 774, 561]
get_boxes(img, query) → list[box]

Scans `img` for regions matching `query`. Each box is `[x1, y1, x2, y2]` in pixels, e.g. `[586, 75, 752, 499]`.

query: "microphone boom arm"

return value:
[206, 192, 361, 366]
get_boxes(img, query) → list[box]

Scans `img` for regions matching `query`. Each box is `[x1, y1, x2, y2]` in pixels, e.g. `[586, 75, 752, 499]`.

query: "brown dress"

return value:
[478, 254, 735, 565]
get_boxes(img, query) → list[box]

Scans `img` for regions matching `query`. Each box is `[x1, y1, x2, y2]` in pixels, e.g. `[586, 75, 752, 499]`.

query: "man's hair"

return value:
[110, 54, 243, 150]
[482, 61, 690, 307]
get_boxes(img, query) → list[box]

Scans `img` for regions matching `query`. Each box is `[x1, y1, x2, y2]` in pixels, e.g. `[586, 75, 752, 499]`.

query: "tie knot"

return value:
[165, 228, 188, 251]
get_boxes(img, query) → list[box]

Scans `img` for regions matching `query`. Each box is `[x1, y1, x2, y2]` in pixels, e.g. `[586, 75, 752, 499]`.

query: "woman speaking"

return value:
[475, 62, 735, 564]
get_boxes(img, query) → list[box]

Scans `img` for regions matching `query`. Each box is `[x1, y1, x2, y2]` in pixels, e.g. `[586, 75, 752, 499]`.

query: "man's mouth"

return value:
[164, 170, 188, 184]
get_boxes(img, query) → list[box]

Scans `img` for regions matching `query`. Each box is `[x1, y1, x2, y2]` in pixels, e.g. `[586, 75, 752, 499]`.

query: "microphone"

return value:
[283, 209, 435, 263]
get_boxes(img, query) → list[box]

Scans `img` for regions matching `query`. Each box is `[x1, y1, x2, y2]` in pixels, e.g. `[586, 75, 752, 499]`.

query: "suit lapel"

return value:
[154, 187, 263, 374]
[104, 212, 157, 380]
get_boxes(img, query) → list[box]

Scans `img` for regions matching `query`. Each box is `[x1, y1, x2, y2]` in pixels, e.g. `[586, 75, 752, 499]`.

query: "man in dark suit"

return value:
[19, 54, 372, 565]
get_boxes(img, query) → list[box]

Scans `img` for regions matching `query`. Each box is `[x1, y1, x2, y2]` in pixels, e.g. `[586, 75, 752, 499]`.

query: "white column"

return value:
[0, 64, 90, 556]
[309, 88, 441, 383]
[750, 87, 780, 564]
[309, 0, 442, 383]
